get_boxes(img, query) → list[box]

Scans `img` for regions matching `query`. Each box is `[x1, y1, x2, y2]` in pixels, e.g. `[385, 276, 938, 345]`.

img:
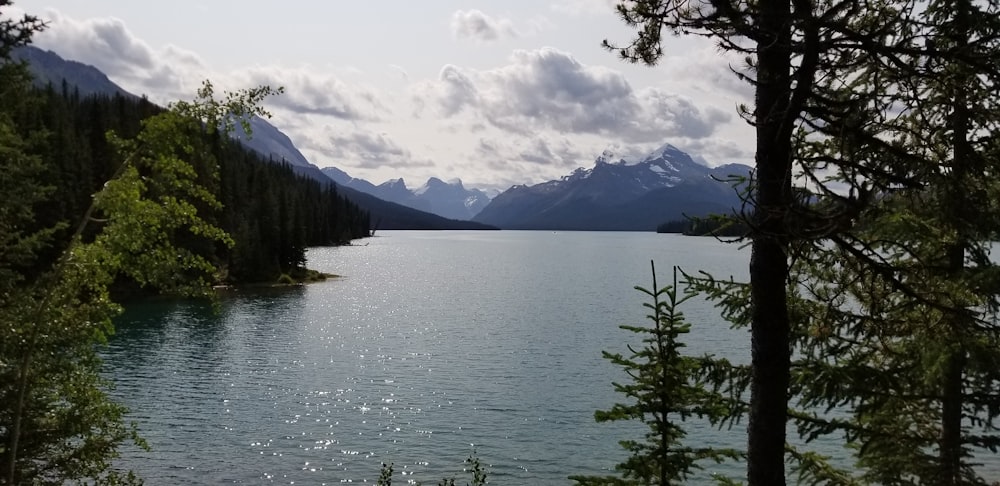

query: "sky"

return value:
[8, 0, 755, 192]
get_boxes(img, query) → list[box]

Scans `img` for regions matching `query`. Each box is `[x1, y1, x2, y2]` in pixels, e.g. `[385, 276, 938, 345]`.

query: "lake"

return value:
[103, 230, 752, 484]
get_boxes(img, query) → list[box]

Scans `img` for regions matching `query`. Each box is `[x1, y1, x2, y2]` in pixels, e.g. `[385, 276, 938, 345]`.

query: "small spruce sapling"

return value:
[571, 261, 741, 485]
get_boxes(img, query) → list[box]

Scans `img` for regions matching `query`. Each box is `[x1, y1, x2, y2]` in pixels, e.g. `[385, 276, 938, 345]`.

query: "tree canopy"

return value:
[597, 0, 1000, 484]
[0, 2, 370, 481]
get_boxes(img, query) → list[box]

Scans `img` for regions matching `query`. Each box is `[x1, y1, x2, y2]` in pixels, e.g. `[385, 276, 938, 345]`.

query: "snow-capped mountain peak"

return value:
[596, 147, 624, 165]
[595, 144, 643, 166]
[473, 142, 751, 230]
[381, 178, 407, 189]
[320, 169, 493, 220]
[414, 177, 446, 196]
[643, 143, 689, 164]
[562, 167, 592, 182]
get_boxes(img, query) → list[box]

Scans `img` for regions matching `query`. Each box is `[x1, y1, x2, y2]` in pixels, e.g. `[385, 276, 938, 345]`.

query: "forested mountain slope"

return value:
[14, 45, 495, 231]
[9, 83, 370, 283]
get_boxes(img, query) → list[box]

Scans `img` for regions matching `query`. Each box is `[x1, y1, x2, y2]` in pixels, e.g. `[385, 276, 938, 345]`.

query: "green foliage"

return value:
[572, 262, 742, 485]
[0, 115, 60, 293]
[434, 453, 488, 486]
[0, 0, 44, 60]
[378, 462, 394, 486]
[0, 77, 286, 484]
[781, 0, 1000, 483]
[171, 79, 283, 138]
[376, 453, 487, 486]
[4, 84, 370, 284]
[606, 0, 1000, 483]
[0, 105, 146, 484]
[98, 111, 233, 295]
[787, 191, 1000, 484]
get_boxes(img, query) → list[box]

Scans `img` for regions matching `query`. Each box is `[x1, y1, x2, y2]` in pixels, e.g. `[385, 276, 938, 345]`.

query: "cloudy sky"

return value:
[9, 0, 754, 191]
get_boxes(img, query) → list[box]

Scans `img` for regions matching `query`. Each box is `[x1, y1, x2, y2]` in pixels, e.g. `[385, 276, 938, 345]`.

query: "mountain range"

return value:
[321, 167, 491, 221]
[15, 45, 750, 232]
[473, 144, 749, 230]
[14, 46, 494, 231]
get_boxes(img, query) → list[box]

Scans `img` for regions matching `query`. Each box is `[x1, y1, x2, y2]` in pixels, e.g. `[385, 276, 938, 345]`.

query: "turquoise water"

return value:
[104, 231, 755, 484]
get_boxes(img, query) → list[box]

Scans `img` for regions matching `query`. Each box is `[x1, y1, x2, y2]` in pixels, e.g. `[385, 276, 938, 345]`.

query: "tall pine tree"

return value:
[787, 0, 1000, 482]
[604, 1, 917, 482]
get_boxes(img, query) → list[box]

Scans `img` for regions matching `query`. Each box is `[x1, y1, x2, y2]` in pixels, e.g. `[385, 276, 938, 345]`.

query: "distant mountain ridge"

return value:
[473, 144, 750, 231]
[322, 168, 491, 221]
[12, 46, 132, 99]
[14, 45, 495, 231]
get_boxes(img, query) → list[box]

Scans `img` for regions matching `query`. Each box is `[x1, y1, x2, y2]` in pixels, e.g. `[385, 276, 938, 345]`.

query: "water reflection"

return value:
[103, 232, 750, 485]
[106, 287, 311, 484]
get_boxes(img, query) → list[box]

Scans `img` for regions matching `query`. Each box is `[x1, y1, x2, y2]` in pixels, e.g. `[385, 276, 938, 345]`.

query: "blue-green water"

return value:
[104, 231, 753, 484]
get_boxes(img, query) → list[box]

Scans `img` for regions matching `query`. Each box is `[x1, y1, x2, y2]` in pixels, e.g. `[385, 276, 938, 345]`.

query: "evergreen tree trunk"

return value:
[940, 347, 965, 484]
[748, 0, 793, 483]
[940, 0, 971, 482]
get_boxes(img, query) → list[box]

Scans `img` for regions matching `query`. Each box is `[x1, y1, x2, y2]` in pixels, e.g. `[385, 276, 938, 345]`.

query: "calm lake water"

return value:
[104, 231, 752, 484]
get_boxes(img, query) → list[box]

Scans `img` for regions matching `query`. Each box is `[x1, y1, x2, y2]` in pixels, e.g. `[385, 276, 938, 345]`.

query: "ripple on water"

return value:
[105, 232, 765, 484]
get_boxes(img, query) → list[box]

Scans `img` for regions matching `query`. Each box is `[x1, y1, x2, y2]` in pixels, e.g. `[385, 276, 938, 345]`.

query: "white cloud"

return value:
[476, 135, 587, 168]
[637, 87, 731, 139]
[241, 66, 387, 121]
[663, 47, 755, 100]
[305, 129, 434, 171]
[29, 9, 207, 101]
[681, 138, 754, 165]
[435, 64, 479, 116]
[15, 6, 753, 190]
[26, 9, 392, 124]
[415, 47, 730, 144]
[330, 131, 406, 167]
[450, 9, 517, 42]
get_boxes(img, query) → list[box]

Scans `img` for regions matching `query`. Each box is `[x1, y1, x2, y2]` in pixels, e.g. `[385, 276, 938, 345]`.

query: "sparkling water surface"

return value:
[104, 231, 754, 484]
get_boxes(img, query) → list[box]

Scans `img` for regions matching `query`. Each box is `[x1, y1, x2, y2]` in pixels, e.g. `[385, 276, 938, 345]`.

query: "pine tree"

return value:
[604, 1, 916, 482]
[786, 0, 1000, 482]
[571, 263, 742, 485]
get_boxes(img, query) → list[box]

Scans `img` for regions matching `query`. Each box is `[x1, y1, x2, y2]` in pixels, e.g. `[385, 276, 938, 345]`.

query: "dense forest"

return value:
[9, 81, 370, 285]
[1, 9, 377, 479]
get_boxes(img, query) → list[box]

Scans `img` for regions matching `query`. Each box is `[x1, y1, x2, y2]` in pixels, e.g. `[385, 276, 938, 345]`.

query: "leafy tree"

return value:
[0, 73, 280, 483]
[4, 80, 368, 284]
[2, 5, 366, 479]
[571, 262, 742, 485]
